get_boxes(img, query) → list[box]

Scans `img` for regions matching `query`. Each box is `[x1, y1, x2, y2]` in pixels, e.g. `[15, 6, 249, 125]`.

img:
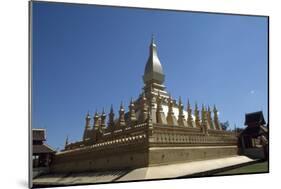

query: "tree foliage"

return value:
[220, 121, 230, 131]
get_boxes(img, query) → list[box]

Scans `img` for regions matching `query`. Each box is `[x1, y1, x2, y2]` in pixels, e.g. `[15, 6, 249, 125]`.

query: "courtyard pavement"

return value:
[33, 155, 255, 187]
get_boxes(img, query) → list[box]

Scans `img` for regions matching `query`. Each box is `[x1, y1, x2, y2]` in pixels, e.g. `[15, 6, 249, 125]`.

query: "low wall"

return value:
[51, 145, 238, 173]
[148, 146, 238, 166]
[51, 126, 238, 173]
[51, 139, 148, 173]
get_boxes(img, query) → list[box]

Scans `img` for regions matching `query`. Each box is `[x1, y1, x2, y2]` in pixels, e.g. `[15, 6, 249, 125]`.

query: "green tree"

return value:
[220, 121, 230, 131]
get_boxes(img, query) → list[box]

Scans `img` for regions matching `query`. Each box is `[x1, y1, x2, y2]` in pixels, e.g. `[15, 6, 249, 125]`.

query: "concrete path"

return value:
[33, 170, 127, 186]
[117, 155, 255, 181]
[33, 156, 255, 186]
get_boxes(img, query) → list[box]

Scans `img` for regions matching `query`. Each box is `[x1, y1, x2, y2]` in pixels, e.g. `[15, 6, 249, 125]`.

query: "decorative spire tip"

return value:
[151, 34, 155, 44]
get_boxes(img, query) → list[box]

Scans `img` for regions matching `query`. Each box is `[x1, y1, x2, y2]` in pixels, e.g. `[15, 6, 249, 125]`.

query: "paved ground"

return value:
[117, 155, 255, 181]
[33, 170, 128, 186]
[33, 156, 255, 187]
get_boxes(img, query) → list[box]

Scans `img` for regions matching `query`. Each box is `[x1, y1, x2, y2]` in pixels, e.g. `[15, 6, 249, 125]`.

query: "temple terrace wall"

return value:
[148, 146, 238, 166]
[51, 134, 148, 173]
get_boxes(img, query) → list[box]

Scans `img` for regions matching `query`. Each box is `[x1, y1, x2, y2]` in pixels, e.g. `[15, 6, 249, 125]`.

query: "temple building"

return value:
[50, 38, 238, 173]
[32, 128, 55, 177]
[239, 111, 268, 159]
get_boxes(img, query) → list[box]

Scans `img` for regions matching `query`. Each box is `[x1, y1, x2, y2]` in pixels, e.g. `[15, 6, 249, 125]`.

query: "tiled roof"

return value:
[33, 129, 46, 141]
[33, 144, 55, 154]
[244, 111, 266, 125]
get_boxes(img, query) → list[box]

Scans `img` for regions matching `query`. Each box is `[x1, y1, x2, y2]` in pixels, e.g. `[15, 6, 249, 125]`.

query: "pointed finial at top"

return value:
[213, 104, 217, 112]
[143, 33, 164, 85]
[94, 109, 99, 117]
[120, 101, 124, 109]
[151, 34, 155, 44]
[86, 111, 90, 118]
[187, 98, 191, 109]
[201, 104, 205, 112]
[65, 135, 69, 147]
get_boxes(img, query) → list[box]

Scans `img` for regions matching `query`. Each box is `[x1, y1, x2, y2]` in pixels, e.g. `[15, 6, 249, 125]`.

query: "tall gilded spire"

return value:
[194, 102, 200, 128]
[101, 108, 106, 129]
[108, 104, 115, 129]
[201, 104, 206, 125]
[65, 135, 69, 148]
[166, 95, 178, 126]
[187, 99, 193, 127]
[178, 96, 187, 126]
[213, 105, 222, 130]
[147, 106, 153, 129]
[156, 91, 163, 112]
[118, 101, 126, 127]
[85, 111, 91, 128]
[83, 111, 92, 140]
[151, 34, 155, 44]
[201, 104, 208, 135]
[156, 91, 167, 124]
[128, 98, 137, 125]
[139, 92, 148, 122]
[93, 110, 100, 130]
[207, 105, 215, 129]
[143, 36, 165, 85]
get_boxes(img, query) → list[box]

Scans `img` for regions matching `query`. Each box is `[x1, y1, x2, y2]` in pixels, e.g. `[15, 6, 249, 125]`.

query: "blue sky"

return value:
[32, 2, 268, 150]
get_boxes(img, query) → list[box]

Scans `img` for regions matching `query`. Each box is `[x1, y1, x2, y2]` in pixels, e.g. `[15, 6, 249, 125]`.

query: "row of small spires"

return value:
[83, 105, 219, 121]
[82, 92, 220, 130]
[85, 100, 218, 117]
[64, 93, 222, 146]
